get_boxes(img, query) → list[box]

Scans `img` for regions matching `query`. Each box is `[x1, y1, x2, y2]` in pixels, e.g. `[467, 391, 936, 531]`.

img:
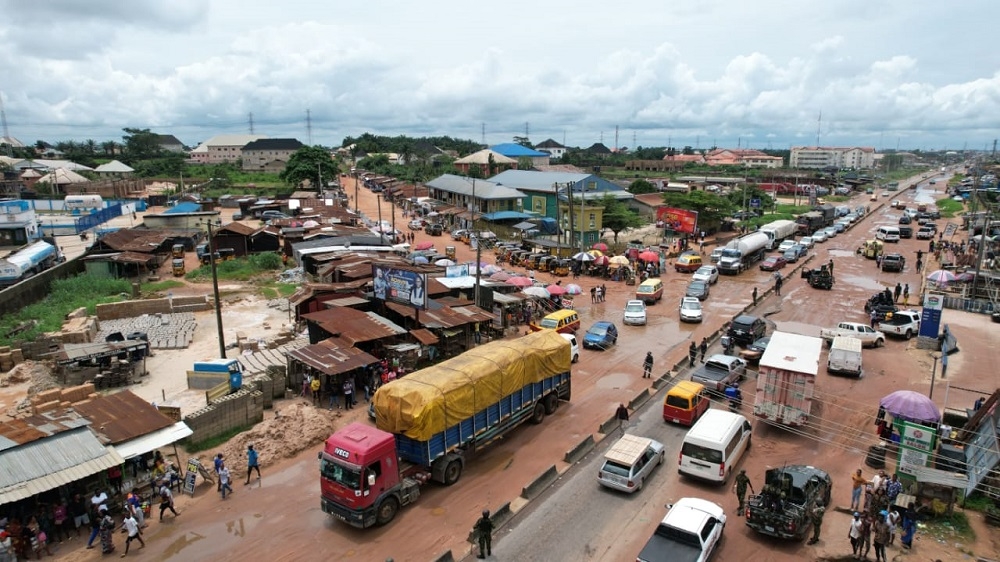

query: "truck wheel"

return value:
[875, 338, 884, 348]
[375, 497, 399, 526]
[544, 394, 559, 415]
[443, 460, 463, 485]
[904, 330, 913, 340]
[530, 402, 546, 424]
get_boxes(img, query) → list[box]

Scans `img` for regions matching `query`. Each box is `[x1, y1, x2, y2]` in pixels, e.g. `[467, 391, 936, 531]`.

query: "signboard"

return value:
[750, 198, 761, 208]
[965, 409, 1000, 495]
[183, 458, 200, 496]
[897, 420, 937, 476]
[372, 264, 428, 309]
[919, 292, 944, 338]
[445, 264, 469, 278]
[655, 207, 698, 235]
[943, 223, 957, 237]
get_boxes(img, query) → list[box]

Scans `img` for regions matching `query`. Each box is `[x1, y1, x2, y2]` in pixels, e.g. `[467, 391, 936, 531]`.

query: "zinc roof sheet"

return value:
[70, 390, 175, 444]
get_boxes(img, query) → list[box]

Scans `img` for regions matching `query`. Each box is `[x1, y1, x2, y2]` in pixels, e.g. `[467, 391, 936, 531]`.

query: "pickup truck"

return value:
[877, 310, 921, 340]
[745, 465, 832, 541]
[819, 322, 885, 348]
[637, 497, 726, 562]
[880, 253, 905, 272]
[690, 354, 746, 393]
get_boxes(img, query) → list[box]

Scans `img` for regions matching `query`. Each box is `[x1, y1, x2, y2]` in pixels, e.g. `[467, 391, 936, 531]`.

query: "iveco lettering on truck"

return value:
[319, 331, 572, 528]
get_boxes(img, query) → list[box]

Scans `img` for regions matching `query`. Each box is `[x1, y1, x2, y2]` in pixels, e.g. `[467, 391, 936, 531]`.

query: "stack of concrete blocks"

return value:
[95, 296, 211, 321]
[97, 312, 197, 350]
[265, 365, 287, 396]
[251, 375, 275, 409]
[20, 337, 63, 361]
[0, 346, 16, 372]
[56, 316, 100, 344]
[31, 382, 99, 413]
[182, 387, 264, 445]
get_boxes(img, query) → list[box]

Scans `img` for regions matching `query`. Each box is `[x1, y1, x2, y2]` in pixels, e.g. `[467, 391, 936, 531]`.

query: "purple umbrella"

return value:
[879, 390, 941, 423]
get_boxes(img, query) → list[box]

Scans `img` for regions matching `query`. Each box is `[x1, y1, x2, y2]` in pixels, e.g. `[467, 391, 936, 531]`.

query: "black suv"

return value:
[881, 253, 905, 272]
[728, 314, 767, 347]
[898, 226, 913, 239]
[898, 215, 912, 225]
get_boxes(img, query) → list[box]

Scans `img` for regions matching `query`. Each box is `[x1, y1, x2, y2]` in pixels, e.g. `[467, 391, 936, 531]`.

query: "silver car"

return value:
[692, 265, 719, 285]
[597, 434, 665, 493]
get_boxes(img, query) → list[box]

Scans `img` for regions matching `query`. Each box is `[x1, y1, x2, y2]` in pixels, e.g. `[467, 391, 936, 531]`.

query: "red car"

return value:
[760, 255, 787, 271]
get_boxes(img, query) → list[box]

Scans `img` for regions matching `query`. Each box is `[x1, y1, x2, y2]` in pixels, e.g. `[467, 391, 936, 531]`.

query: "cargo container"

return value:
[753, 331, 822, 427]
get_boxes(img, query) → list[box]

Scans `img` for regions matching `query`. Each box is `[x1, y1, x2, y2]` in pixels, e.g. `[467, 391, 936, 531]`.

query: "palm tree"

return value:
[102, 141, 116, 156]
[85, 139, 97, 155]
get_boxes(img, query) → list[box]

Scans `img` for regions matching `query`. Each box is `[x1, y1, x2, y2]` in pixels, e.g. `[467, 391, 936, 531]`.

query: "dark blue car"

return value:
[583, 321, 618, 350]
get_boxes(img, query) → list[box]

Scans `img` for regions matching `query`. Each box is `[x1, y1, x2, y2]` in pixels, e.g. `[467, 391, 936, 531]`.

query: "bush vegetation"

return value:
[0, 276, 131, 346]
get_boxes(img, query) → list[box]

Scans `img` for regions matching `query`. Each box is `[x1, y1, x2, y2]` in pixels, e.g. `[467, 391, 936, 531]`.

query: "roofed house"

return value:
[94, 159, 135, 176]
[705, 148, 783, 169]
[155, 134, 186, 153]
[535, 139, 567, 160]
[453, 149, 517, 176]
[490, 143, 551, 167]
[424, 174, 527, 225]
[190, 134, 266, 164]
[241, 138, 305, 172]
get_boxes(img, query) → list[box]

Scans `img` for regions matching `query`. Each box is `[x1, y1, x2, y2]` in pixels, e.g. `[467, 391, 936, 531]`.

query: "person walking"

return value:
[85, 505, 102, 549]
[807, 500, 825, 545]
[615, 403, 630, 436]
[734, 469, 754, 515]
[214, 453, 224, 492]
[245, 444, 261, 485]
[851, 468, 866, 511]
[903, 284, 910, 306]
[688, 342, 698, 368]
[120, 511, 145, 557]
[774, 275, 783, 296]
[869, 309, 877, 329]
[343, 379, 354, 410]
[125, 488, 146, 529]
[873, 511, 890, 562]
[859, 512, 873, 560]
[699, 338, 708, 363]
[474, 509, 494, 559]
[752, 287, 758, 305]
[894, 283, 902, 303]
[849, 512, 864, 558]
[158, 482, 178, 520]
[219, 462, 233, 499]
[887, 507, 901, 546]
[642, 352, 653, 379]
[310, 376, 321, 406]
[900, 502, 917, 549]
[828, 259, 835, 275]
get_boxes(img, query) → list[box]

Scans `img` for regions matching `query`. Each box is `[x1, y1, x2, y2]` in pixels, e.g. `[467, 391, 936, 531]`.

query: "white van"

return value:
[876, 226, 900, 243]
[827, 336, 862, 377]
[678, 409, 752, 483]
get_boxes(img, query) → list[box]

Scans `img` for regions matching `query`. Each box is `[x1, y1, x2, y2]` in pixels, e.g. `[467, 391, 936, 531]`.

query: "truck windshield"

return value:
[320, 458, 362, 490]
[721, 249, 741, 258]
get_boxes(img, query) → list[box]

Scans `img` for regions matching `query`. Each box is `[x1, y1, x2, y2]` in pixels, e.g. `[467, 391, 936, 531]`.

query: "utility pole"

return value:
[306, 109, 313, 145]
[248, 112, 255, 135]
[204, 219, 226, 358]
[473, 178, 482, 307]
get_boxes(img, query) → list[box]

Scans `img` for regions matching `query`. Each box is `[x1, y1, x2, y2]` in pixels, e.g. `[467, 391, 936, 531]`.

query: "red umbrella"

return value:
[506, 276, 534, 288]
[546, 283, 567, 295]
[593, 255, 609, 266]
[592, 242, 608, 252]
[415, 241, 434, 250]
[638, 250, 659, 262]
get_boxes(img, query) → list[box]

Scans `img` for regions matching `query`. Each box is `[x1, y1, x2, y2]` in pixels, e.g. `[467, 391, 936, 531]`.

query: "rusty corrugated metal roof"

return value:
[288, 280, 369, 306]
[287, 339, 378, 376]
[81, 251, 158, 264]
[301, 307, 405, 344]
[94, 228, 194, 253]
[71, 390, 174, 445]
[218, 222, 256, 236]
[410, 328, 439, 345]
[0, 410, 92, 451]
[385, 301, 496, 329]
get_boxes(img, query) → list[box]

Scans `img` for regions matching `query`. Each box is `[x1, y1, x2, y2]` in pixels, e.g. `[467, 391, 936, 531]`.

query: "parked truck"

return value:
[814, 203, 836, 226]
[795, 211, 825, 234]
[753, 331, 823, 427]
[637, 497, 726, 562]
[744, 465, 832, 540]
[759, 220, 798, 250]
[319, 331, 572, 528]
[690, 354, 747, 393]
[819, 322, 885, 348]
[0, 241, 59, 286]
[718, 232, 769, 274]
[827, 336, 863, 377]
[877, 310, 921, 340]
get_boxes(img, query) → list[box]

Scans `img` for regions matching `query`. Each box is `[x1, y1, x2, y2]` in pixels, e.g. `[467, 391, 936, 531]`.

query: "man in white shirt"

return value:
[219, 462, 233, 499]
[90, 490, 108, 513]
[122, 512, 145, 556]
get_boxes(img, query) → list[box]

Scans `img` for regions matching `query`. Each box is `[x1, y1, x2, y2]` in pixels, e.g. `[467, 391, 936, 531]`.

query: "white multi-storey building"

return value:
[790, 146, 876, 169]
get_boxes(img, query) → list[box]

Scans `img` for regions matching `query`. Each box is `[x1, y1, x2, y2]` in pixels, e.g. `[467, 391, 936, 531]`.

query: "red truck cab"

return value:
[319, 423, 422, 528]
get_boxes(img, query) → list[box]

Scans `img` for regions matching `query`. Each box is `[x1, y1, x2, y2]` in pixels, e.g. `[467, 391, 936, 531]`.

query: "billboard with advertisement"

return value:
[919, 292, 944, 338]
[897, 420, 937, 476]
[372, 264, 428, 309]
[656, 207, 698, 235]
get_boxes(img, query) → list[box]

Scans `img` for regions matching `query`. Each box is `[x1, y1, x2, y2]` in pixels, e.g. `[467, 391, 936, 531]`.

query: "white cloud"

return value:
[1, 0, 999, 150]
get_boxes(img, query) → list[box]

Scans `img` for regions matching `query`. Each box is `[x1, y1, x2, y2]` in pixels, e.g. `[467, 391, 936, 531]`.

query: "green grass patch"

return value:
[141, 279, 185, 293]
[824, 195, 850, 202]
[0, 275, 131, 346]
[776, 204, 813, 215]
[184, 425, 252, 453]
[960, 492, 993, 512]
[185, 253, 283, 283]
[936, 197, 964, 218]
[259, 282, 298, 299]
[924, 511, 975, 541]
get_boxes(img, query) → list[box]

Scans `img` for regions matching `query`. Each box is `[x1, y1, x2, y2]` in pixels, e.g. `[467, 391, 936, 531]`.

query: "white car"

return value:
[692, 265, 719, 285]
[679, 297, 703, 323]
[812, 230, 828, 243]
[407, 219, 424, 230]
[798, 236, 815, 248]
[822, 227, 838, 238]
[623, 300, 647, 326]
[777, 240, 797, 253]
[598, 434, 665, 493]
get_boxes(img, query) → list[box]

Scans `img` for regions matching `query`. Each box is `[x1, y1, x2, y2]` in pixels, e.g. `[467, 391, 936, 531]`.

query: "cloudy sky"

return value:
[2, 0, 998, 151]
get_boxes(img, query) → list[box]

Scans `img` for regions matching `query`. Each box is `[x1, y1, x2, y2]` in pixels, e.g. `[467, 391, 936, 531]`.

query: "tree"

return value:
[101, 141, 117, 157]
[512, 135, 532, 147]
[121, 128, 161, 162]
[280, 146, 339, 187]
[628, 179, 656, 194]
[599, 194, 644, 243]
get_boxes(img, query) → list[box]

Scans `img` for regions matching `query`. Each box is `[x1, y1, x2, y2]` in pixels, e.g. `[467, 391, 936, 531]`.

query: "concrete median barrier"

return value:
[520, 465, 559, 500]
[628, 388, 651, 410]
[432, 550, 456, 562]
[598, 415, 619, 435]
[563, 435, 596, 464]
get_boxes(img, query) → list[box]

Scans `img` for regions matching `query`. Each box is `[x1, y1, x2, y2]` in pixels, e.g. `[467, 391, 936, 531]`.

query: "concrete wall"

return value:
[0, 257, 86, 317]
[95, 295, 212, 321]
[183, 387, 264, 445]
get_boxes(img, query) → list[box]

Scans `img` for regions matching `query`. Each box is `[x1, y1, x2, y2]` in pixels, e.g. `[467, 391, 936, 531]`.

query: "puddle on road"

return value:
[162, 531, 206, 558]
[836, 274, 887, 291]
[828, 249, 857, 258]
[596, 371, 634, 389]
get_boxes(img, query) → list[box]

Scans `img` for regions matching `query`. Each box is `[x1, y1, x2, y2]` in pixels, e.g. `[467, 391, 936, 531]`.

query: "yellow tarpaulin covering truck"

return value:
[319, 331, 571, 527]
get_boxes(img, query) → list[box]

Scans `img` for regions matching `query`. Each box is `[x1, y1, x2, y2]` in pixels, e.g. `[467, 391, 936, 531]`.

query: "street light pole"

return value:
[205, 219, 226, 358]
[473, 179, 482, 306]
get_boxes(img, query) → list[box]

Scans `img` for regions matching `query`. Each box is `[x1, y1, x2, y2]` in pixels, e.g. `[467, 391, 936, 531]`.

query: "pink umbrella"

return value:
[638, 250, 659, 262]
[415, 241, 434, 250]
[506, 276, 534, 288]
[489, 271, 511, 281]
[546, 284, 567, 295]
[592, 242, 608, 252]
[565, 283, 583, 295]
[593, 255, 610, 266]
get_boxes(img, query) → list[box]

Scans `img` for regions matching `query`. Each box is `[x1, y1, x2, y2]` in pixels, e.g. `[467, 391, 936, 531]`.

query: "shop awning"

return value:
[113, 421, 193, 460]
[410, 329, 439, 345]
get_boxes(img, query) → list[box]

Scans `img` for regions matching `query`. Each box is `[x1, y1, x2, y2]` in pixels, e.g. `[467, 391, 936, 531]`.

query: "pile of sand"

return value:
[212, 402, 344, 475]
[1, 360, 56, 394]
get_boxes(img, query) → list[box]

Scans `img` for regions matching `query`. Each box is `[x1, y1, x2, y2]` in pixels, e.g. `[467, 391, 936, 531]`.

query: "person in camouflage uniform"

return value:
[807, 500, 825, 545]
[734, 469, 754, 515]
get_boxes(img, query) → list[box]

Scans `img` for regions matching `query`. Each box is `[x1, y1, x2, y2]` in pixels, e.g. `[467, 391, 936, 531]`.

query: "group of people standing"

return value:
[848, 467, 916, 559]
